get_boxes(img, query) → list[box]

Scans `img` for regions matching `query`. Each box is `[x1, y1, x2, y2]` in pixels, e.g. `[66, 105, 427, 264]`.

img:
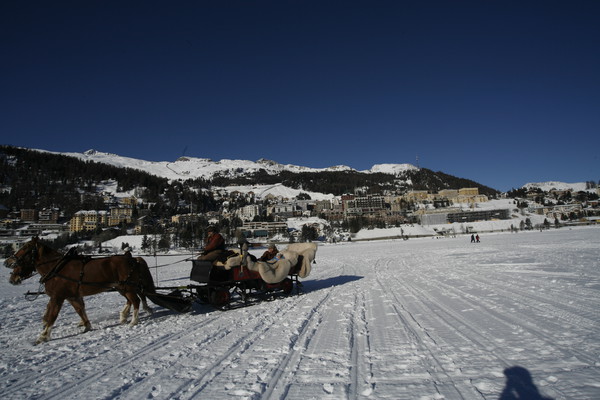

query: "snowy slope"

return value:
[32, 148, 592, 195]
[523, 181, 592, 192]
[80, 150, 590, 195]
[47, 149, 415, 182]
[214, 183, 335, 201]
[368, 163, 418, 175]
[1, 227, 599, 399]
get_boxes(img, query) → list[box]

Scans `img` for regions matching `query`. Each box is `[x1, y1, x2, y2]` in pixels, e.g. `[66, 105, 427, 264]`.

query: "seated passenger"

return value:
[259, 244, 278, 261]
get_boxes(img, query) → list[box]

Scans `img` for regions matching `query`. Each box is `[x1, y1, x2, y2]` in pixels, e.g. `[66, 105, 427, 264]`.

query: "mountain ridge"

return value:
[46, 148, 419, 181]
[8, 146, 592, 195]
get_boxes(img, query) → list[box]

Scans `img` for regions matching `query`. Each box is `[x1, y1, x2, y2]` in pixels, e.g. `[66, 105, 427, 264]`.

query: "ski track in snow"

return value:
[1, 226, 599, 399]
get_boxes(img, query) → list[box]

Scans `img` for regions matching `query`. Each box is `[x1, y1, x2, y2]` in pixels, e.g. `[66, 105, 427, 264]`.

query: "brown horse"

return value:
[6, 237, 155, 344]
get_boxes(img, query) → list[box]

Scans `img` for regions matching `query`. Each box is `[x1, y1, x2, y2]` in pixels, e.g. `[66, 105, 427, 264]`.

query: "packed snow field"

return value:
[1, 227, 599, 399]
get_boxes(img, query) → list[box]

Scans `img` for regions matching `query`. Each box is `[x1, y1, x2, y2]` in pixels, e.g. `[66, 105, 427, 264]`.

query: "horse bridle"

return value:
[5, 243, 54, 280]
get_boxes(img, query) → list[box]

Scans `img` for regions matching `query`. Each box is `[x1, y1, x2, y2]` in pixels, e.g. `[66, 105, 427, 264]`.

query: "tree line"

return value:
[211, 166, 500, 197]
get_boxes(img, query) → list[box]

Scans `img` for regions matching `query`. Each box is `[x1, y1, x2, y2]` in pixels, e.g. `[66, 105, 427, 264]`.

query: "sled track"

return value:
[113, 298, 306, 400]
[374, 256, 588, 399]
[241, 290, 334, 399]
[263, 272, 376, 399]
[434, 272, 598, 368]
[373, 258, 479, 400]
[0, 313, 167, 399]
[23, 312, 225, 400]
[1, 284, 339, 400]
[466, 272, 599, 332]
[349, 289, 375, 399]
[429, 271, 597, 400]
[375, 257, 515, 363]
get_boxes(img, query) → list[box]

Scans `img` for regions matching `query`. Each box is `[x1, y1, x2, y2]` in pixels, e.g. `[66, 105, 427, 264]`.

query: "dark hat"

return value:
[207, 225, 218, 233]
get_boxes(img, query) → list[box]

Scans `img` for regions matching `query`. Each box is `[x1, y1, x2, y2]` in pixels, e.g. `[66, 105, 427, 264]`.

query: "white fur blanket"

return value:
[245, 242, 318, 283]
[216, 243, 318, 284]
[217, 253, 244, 270]
[245, 250, 298, 283]
[284, 242, 317, 278]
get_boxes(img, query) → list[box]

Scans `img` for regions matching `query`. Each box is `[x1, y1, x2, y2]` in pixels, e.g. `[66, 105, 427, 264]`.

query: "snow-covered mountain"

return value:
[29, 148, 592, 194]
[523, 181, 593, 192]
[50, 149, 419, 181]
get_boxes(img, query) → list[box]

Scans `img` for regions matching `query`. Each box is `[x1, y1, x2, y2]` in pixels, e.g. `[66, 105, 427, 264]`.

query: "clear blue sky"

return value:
[2, 1, 599, 191]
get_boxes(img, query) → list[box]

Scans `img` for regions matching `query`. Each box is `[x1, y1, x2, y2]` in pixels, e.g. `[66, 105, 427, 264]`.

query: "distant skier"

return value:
[476, 234, 480, 243]
[471, 234, 475, 243]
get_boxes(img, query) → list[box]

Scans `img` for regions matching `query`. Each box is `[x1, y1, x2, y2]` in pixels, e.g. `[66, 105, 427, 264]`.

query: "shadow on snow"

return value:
[302, 275, 363, 292]
[499, 366, 554, 400]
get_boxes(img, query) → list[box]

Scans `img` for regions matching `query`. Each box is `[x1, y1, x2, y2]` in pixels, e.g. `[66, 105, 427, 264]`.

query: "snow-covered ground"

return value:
[1, 226, 599, 399]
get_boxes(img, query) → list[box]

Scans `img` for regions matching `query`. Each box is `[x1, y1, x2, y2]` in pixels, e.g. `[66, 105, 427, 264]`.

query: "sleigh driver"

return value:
[198, 226, 226, 262]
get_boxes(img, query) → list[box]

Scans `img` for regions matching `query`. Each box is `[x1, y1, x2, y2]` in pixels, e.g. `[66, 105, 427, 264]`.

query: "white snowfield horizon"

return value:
[1, 226, 599, 399]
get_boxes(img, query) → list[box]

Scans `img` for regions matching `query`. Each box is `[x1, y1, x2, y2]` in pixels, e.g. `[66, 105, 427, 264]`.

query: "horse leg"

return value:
[124, 292, 141, 326]
[140, 294, 153, 315]
[67, 297, 92, 332]
[119, 299, 132, 324]
[37, 297, 64, 344]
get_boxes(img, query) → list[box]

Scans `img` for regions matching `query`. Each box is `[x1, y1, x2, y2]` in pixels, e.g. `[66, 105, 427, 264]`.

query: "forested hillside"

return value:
[1, 146, 169, 215]
[210, 165, 499, 197]
[0, 145, 499, 220]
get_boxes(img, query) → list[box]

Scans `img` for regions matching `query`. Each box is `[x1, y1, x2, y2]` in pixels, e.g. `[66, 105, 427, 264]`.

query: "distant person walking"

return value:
[476, 234, 480, 243]
[471, 234, 475, 243]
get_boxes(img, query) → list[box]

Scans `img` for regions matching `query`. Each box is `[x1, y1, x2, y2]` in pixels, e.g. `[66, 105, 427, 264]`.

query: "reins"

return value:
[149, 257, 194, 269]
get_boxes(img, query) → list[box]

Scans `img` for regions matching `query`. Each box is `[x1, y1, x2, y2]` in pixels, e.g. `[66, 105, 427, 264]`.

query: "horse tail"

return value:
[134, 257, 156, 295]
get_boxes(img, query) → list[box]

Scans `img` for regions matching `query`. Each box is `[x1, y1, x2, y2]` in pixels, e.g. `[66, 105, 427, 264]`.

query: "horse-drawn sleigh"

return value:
[5, 237, 317, 343]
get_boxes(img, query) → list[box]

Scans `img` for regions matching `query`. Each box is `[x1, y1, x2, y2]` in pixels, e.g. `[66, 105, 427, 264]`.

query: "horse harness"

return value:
[18, 244, 148, 293]
[39, 248, 87, 284]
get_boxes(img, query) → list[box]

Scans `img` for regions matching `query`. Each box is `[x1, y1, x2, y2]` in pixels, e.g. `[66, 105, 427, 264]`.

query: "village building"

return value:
[108, 206, 133, 227]
[69, 210, 109, 232]
[38, 208, 60, 224]
[235, 204, 261, 221]
[20, 209, 37, 222]
[239, 221, 288, 238]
